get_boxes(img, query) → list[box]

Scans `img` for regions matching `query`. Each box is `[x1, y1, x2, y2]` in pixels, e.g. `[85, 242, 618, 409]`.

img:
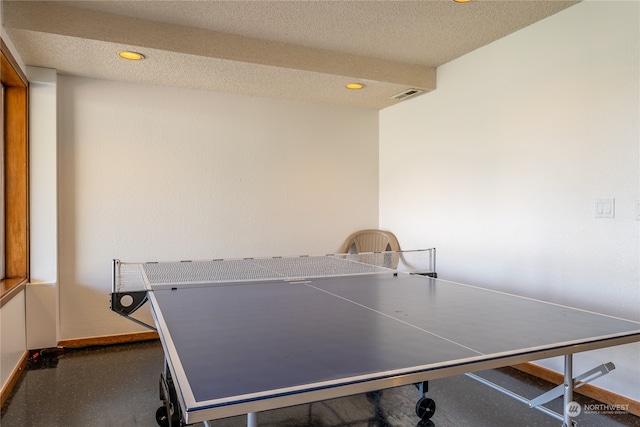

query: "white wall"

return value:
[27, 66, 58, 349]
[57, 76, 379, 339]
[380, 1, 639, 400]
[0, 292, 26, 392]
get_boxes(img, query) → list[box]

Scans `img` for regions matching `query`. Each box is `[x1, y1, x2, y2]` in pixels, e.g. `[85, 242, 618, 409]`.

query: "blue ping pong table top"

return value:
[148, 272, 640, 423]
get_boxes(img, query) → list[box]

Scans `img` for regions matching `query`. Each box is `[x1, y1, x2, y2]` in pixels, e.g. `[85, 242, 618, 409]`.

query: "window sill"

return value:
[0, 278, 28, 308]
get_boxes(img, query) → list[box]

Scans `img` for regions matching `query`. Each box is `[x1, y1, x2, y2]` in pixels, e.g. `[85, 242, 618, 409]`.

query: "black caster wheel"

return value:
[415, 397, 436, 420]
[156, 406, 170, 427]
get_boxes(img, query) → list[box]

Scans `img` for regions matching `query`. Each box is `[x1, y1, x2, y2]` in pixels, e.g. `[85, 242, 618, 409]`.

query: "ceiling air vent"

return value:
[391, 88, 424, 100]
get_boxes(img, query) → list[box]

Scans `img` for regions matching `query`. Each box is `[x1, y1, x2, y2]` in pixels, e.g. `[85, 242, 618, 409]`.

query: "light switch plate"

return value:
[595, 198, 615, 218]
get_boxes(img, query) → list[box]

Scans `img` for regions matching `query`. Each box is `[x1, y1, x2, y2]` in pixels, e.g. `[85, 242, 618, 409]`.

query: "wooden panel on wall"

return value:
[4, 86, 29, 279]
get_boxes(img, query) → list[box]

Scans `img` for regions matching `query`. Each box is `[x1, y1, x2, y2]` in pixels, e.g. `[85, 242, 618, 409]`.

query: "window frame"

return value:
[0, 38, 29, 304]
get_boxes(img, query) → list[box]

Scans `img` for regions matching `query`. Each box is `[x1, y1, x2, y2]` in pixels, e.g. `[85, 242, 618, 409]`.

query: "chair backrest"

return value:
[340, 229, 400, 254]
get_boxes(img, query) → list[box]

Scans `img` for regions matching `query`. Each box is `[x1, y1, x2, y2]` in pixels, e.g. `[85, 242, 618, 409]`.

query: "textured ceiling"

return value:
[2, 0, 578, 110]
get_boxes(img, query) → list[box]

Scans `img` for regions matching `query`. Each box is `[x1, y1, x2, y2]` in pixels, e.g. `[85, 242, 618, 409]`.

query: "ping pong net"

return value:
[110, 249, 436, 329]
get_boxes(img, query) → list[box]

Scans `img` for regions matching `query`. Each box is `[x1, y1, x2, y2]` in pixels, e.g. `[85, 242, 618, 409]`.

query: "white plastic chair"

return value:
[340, 229, 400, 254]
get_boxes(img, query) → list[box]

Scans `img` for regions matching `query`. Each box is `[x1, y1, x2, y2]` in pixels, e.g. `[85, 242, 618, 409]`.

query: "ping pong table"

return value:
[110, 250, 640, 427]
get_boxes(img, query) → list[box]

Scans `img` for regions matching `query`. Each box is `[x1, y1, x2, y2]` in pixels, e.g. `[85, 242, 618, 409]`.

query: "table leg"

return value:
[563, 354, 573, 427]
[247, 412, 257, 427]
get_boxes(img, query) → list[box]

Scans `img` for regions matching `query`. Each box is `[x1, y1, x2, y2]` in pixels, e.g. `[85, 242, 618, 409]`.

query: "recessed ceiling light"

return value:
[453, 0, 474, 3]
[346, 83, 365, 90]
[118, 51, 145, 61]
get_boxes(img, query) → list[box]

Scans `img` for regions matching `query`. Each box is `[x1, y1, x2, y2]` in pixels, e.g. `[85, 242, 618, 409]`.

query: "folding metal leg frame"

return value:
[466, 354, 615, 426]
